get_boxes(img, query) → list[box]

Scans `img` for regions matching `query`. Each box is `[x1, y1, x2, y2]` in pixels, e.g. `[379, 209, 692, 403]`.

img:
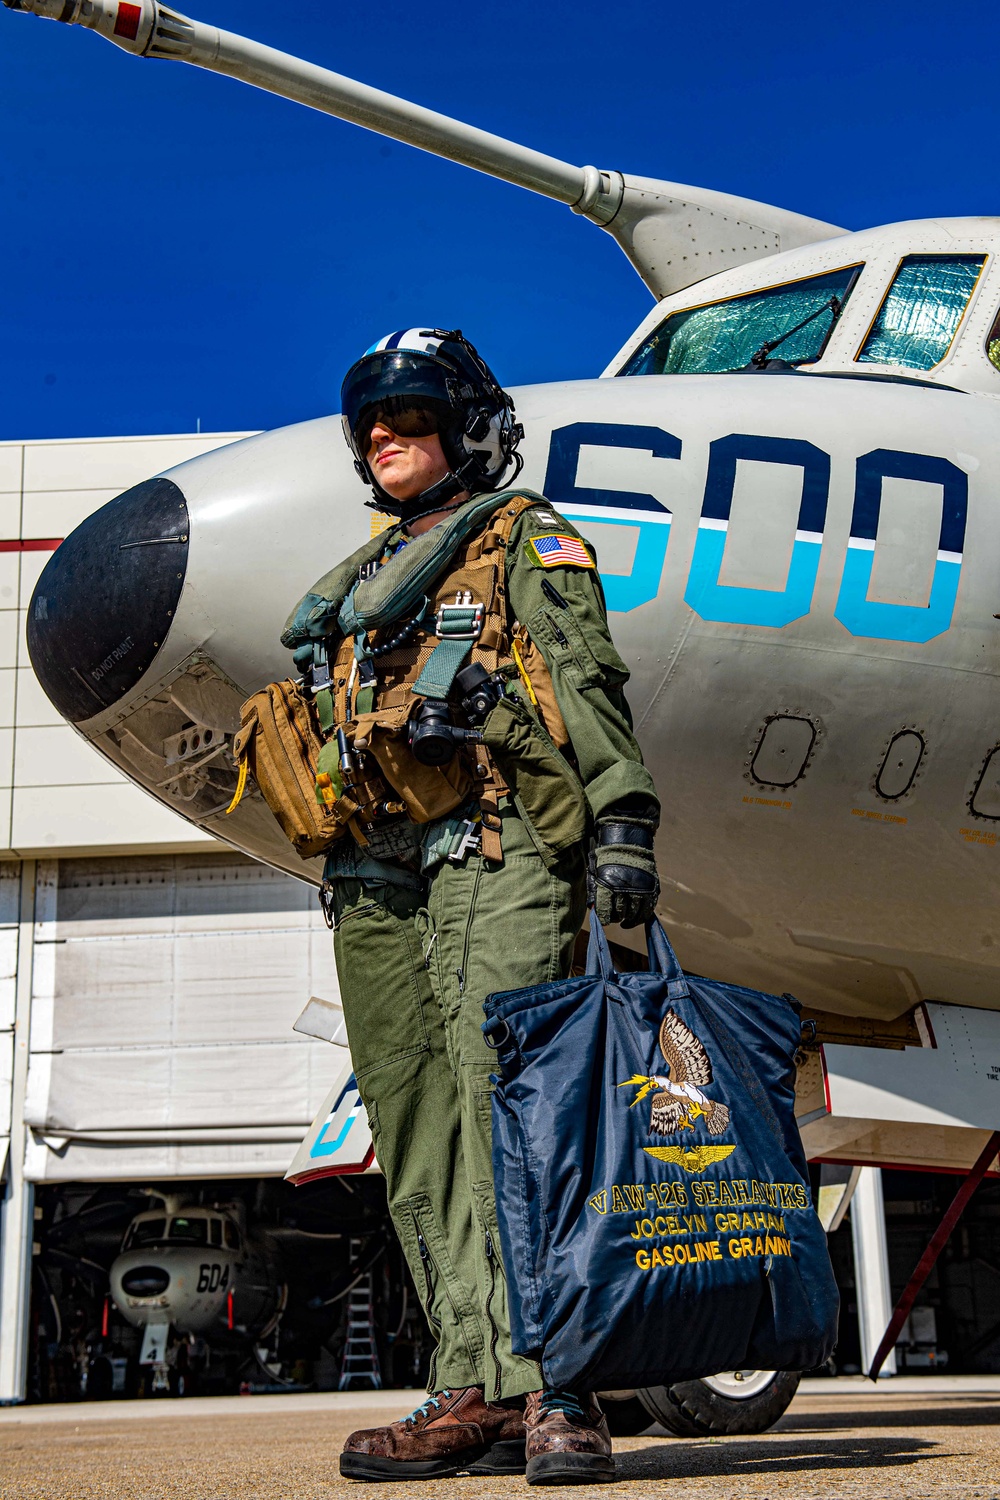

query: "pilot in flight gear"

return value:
[282, 329, 660, 1486]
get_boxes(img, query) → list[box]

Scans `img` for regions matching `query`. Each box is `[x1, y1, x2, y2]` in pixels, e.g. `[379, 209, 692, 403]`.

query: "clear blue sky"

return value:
[2, 0, 998, 439]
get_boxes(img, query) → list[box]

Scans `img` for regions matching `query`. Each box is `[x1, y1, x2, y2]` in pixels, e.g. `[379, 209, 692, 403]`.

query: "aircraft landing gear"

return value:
[635, 1370, 801, 1436]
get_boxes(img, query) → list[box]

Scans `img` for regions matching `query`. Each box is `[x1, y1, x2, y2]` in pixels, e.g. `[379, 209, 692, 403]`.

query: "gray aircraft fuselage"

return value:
[8, 2, 999, 1026]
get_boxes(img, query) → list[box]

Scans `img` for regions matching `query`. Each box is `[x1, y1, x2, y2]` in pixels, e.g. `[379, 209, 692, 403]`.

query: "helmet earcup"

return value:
[466, 407, 492, 442]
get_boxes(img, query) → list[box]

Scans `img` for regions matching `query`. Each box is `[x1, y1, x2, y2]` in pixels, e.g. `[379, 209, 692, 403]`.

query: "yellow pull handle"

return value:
[511, 637, 538, 707]
[225, 757, 249, 815]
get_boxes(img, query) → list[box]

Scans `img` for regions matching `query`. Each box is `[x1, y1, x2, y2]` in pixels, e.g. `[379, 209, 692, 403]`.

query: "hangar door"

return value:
[22, 854, 340, 1182]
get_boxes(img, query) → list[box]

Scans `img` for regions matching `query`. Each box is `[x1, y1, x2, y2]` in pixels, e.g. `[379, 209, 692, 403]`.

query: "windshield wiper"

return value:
[746, 269, 862, 370]
[747, 295, 842, 369]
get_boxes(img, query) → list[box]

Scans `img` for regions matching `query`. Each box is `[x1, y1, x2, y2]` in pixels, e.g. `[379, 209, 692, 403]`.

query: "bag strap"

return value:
[645, 920, 690, 999]
[585, 914, 616, 979]
[587, 915, 690, 995]
[643, 921, 786, 1151]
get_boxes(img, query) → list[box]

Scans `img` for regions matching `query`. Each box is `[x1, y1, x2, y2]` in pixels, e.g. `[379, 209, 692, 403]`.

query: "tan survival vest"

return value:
[235, 493, 571, 863]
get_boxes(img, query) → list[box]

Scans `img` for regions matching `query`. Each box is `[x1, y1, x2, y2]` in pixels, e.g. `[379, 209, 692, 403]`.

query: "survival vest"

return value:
[234, 491, 582, 864]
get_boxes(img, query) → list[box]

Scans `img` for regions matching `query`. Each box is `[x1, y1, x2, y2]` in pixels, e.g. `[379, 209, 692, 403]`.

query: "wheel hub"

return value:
[702, 1369, 778, 1400]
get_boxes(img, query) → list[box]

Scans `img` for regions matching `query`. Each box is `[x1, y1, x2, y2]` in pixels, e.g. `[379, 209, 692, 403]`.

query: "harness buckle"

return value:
[435, 590, 485, 640]
[447, 817, 482, 863]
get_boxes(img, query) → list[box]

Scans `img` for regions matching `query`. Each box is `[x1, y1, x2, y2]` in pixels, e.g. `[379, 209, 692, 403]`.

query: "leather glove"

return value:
[589, 798, 660, 929]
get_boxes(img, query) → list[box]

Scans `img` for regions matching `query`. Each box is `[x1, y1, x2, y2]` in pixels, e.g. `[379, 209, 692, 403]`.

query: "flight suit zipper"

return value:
[412, 1216, 442, 1342]
[484, 1228, 503, 1393]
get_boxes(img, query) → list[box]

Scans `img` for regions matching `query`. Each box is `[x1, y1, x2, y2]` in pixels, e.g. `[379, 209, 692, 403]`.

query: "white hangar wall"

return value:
[23, 853, 338, 1183]
[0, 433, 344, 1402]
[0, 432, 253, 858]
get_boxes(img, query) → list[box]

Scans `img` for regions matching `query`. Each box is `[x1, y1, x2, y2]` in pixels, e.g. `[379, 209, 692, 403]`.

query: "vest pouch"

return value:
[363, 713, 474, 825]
[237, 680, 346, 860]
[482, 695, 588, 857]
[513, 630, 570, 751]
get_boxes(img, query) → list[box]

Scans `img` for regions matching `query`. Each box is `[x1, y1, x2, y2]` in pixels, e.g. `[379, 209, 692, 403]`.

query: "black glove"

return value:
[589, 798, 660, 929]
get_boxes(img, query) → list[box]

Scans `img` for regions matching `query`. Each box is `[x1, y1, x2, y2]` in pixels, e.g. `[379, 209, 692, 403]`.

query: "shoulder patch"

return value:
[525, 534, 595, 570]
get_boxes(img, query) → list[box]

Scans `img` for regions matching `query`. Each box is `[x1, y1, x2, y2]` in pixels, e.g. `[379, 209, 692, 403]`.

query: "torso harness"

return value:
[305, 491, 564, 865]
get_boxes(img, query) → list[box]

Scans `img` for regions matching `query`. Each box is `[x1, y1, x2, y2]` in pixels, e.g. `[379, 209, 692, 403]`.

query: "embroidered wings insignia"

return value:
[643, 1144, 737, 1174]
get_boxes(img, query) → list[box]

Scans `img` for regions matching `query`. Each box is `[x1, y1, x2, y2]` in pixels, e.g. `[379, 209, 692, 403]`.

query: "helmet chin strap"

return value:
[365, 466, 469, 527]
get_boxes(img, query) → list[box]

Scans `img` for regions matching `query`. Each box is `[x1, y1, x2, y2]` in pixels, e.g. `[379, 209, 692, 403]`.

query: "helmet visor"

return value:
[354, 398, 449, 461]
[341, 350, 458, 459]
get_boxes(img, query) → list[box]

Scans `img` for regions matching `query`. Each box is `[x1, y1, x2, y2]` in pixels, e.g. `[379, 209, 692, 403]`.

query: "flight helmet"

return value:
[341, 329, 523, 518]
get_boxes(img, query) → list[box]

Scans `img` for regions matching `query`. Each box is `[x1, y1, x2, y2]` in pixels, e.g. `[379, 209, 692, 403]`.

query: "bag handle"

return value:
[645, 918, 686, 985]
[585, 914, 616, 979]
[586, 914, 689, 998]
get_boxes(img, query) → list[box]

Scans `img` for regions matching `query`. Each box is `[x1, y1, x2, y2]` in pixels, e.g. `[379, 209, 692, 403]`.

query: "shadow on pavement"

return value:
[778, 1400, 1000, 1431]
[616, 1434, 938, 1482]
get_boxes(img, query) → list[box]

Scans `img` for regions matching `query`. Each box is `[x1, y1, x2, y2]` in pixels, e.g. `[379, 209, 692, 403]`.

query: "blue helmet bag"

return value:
[482, 916, 840, 1391]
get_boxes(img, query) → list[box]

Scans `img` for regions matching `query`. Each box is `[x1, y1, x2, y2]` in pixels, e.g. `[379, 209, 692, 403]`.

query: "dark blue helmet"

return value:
[341, 329, 523, 516]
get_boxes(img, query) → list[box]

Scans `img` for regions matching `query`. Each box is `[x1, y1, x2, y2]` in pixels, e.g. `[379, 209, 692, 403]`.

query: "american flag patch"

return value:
[526, 534, 595, 569]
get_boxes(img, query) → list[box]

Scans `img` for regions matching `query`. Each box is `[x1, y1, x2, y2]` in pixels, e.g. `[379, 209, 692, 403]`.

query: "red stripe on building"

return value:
[0, 539, 62, 553]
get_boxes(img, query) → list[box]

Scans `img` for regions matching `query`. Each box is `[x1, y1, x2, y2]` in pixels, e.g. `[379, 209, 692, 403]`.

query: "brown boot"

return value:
[524, 1388, 615, 1485]
[340, 1385, 526, 1481]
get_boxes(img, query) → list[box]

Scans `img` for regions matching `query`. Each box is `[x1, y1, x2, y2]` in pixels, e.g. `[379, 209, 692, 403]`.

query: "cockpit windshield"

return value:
[167, 1215, 208, 1244]
[123, 1217, 166, 1249]
[618, 265, 863, 376]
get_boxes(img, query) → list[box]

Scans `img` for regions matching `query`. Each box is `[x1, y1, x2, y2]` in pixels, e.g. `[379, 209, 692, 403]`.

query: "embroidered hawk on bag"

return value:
[618, 1010, 732, 1137]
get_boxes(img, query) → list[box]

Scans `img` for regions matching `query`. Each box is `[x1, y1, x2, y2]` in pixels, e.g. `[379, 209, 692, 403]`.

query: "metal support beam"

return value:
[0, 861, 37, 1404]
[850, 1166, 896, 1378]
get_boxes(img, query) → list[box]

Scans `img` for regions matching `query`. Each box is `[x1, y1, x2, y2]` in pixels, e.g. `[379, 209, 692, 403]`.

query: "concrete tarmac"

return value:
[1, 1379, 999, 1499]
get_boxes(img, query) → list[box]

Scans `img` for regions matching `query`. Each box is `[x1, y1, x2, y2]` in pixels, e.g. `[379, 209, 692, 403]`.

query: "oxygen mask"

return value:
[407, 663, 507, 767]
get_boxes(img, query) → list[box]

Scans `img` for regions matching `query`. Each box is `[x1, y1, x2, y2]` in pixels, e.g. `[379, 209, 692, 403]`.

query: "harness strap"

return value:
[465, 495, 537, 859]
[412, 638, 475, 700]
[314, 687, 335, 736]
[473, 741, 505, 863]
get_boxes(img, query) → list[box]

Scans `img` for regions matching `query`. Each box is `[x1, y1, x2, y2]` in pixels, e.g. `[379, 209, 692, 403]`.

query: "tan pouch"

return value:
[352, 703, 474, 825]
[234, 680, 346, 860]
[513, 627, 570, 750]
[482, 694, 588, 856]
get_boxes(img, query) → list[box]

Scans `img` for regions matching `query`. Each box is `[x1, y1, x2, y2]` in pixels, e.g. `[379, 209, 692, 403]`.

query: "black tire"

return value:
[637, 1370, 801, 1437]
[598, 1395, 652, 1436]
[87, 1357, 113, 1401]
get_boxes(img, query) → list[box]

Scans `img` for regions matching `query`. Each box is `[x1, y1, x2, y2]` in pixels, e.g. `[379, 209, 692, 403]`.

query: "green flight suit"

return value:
[304, 495, 657, 1399]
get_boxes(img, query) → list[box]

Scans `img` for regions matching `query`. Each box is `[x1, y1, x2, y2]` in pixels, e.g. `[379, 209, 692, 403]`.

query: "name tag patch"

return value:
[526, 534, 595, 570]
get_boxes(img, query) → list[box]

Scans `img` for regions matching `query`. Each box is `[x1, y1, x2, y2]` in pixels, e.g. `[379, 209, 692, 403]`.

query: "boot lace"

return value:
[538, 1388, 589, 1424]
[404, 1389, 453, 1425]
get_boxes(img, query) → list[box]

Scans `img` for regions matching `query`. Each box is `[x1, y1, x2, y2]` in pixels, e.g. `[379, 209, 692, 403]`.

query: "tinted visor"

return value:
[355, 398, 448, 458]
[341, 350, 457, 458]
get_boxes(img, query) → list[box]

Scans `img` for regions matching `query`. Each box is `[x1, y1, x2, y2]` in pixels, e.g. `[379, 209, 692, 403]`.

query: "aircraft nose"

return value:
[27, 476, 190, 724]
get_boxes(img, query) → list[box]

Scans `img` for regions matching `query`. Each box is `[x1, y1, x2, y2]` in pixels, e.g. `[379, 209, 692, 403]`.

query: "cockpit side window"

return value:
[985, 305, 1000, 371]
[209, 1218, 222, 1247]
[617, 265, 864, 376]
[857, 254, 986, 370]
[224, 1220, 240, 1250]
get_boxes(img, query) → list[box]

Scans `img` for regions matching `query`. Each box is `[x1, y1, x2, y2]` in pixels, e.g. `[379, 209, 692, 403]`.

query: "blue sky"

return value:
[2, 0, 998, 439]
